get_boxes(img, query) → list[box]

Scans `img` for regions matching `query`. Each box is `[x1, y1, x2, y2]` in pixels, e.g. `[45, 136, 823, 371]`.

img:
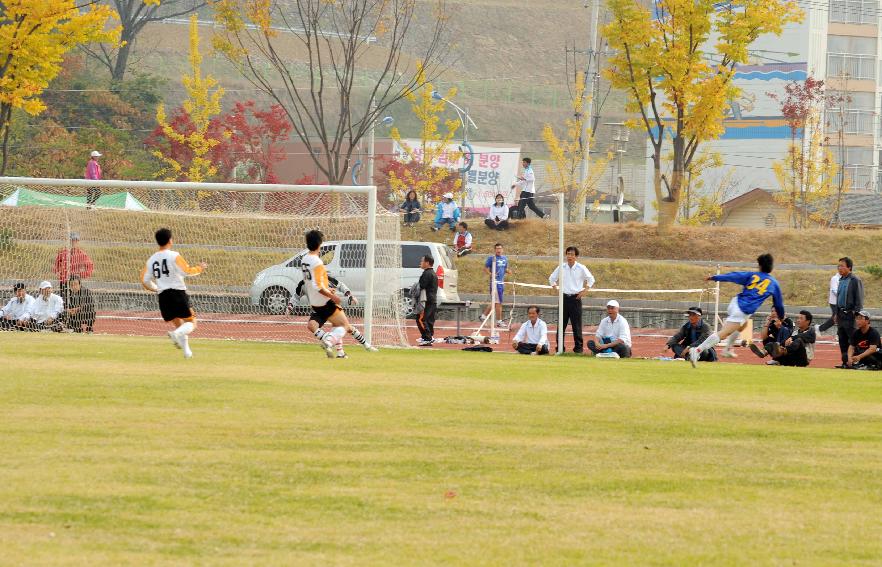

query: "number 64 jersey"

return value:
[142, 249, 203, 292]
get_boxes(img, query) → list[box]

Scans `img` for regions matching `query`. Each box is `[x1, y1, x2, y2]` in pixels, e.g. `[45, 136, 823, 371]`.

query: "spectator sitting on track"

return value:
[399, 190, 421, 227]
[846, 310, 882, 370]
[30, 281, 64, 332]
[432, 192, 460, 232]
[756, 312, 792, 354]
[512, 305, 550, 355]
[587, 300, 632, 358]
[664, 306, 716, 362]
[65, 276, 96, 333]
[484, 193, 510, 231]
[0, 283, 35, 330]
[452, 222, 473, 257]
[750, 310, 815, 367]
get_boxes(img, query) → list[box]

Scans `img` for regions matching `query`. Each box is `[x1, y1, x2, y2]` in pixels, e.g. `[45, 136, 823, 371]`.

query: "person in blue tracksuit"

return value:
[690, 253, 785, 367]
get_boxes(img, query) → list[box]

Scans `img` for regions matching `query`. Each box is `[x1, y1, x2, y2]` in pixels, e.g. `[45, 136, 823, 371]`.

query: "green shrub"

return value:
[863, 264, 882, 279]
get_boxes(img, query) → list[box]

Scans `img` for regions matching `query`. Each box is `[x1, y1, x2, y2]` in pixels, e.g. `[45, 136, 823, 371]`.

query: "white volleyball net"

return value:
[0, 177, 408, 347]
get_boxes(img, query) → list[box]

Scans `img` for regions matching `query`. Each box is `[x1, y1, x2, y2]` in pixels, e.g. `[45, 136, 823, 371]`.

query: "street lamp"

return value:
[367, 111, 395, 184]
[431, 91, 478, 210]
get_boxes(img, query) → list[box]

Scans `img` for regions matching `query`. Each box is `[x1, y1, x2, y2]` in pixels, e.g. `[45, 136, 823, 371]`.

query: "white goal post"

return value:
[0, 176, 408, 347]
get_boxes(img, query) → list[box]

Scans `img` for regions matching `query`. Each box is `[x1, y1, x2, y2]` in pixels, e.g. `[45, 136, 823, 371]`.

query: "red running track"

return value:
[94, 310, 845, 368]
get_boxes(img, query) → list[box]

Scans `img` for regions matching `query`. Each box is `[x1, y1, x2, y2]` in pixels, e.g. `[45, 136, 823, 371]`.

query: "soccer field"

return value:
[3, 334, 882, 565]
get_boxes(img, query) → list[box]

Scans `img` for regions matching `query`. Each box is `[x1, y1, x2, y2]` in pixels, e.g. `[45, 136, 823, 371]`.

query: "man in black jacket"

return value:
[664, 307, 716, 361]
[762, 310, 816, 367]
[416, 255, 438, 346]
[834, 257, 864, 367]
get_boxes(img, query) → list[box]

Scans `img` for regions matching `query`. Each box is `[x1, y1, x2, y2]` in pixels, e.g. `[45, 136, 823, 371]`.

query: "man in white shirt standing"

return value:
[588, 299, 632, 358]
[549, 246, 595, 353]
[512, 305, 550, 355]
[0, 283, 35, 330]
[815, 270, 841, 336]
[31, 280, 64, 331]
[512, 157, 545, 219]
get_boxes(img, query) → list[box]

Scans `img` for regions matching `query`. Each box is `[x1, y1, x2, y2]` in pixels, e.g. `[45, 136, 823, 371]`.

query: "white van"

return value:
[250, 240, 460, 316]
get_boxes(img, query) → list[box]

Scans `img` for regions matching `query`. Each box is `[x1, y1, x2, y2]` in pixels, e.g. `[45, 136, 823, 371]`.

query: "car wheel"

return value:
[260, 286, 290, 315]
[391, 289, 415, 318]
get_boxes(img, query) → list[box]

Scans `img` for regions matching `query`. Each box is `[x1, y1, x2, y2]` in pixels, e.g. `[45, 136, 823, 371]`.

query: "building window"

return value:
[830, 0, 880, 25]
[765, 213, 777, 228]
[827, 92, 876, 135]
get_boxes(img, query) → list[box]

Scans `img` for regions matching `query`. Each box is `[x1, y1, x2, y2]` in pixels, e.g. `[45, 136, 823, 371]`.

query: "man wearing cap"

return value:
[85, 150, 102, 206]
[432, 192, 460, 231]
[0, 283, 35, 330]
[54, 232, 94, 302]
[846, 310, 882, 369]
[664, 307, 716, 362]
[587, 300, 632, 358]
[30, 281, 64, 331]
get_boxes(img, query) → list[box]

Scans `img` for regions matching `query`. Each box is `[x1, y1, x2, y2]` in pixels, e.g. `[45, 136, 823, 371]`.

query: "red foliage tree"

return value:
[144, 100, 292, 183]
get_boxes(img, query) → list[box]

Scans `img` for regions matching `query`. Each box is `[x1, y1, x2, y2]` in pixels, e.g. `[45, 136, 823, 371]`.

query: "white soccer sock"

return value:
[314, 328, 327, 341]
[725, 331, 740, 348]
[181, 335, 191, 354]
[332, 327, 346, 352]
[177, 322, 194, 336]
[697, 332, 720, 353]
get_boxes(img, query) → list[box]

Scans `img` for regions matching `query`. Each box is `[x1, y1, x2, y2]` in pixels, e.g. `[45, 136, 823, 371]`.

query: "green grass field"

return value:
[4, 334, 882, 565]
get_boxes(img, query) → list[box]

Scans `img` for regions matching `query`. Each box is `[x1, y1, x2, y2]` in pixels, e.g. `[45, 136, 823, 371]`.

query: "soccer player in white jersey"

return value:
[140, 228, 206, 359]
[302, 229, 377, 358]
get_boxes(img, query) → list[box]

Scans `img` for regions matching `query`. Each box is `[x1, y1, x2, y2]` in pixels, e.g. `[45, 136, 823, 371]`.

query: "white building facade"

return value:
[644, 0, 882, 223]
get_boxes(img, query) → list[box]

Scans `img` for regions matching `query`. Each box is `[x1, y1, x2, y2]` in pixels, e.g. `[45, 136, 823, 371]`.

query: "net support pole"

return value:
[364, 185, 377, 346]
[714, 264, 721, 333]
[557, 193, 565, 355]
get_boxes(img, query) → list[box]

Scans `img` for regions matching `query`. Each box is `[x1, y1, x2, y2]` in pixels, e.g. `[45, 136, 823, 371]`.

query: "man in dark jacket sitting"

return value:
[750, 310, 816, 367]
[664, 307, 716, 361]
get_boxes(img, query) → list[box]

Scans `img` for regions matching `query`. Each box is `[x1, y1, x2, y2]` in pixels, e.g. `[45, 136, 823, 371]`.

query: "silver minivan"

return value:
[250, 240, 460, 315]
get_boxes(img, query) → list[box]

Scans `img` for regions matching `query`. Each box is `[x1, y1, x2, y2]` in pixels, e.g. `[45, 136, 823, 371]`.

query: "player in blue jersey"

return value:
[480, 243, 511, 329]
[690, 253, 785, 368]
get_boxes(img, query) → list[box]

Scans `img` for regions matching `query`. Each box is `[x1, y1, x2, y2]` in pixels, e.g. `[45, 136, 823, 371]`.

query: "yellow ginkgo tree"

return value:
[0, 0, 120, 173]
[604, 0, 803, 230]
[382, 65, 464, 205]
[153, 14, 226, 185]
[541, 72, 610, 222]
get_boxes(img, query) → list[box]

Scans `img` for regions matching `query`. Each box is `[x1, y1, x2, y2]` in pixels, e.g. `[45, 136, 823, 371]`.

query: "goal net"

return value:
[0, 177, 408, 347]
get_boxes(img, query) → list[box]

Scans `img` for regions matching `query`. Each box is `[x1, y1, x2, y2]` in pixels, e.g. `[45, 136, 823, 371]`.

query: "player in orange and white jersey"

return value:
[140, 228, 207, 359]
[303, 229, 377, 358]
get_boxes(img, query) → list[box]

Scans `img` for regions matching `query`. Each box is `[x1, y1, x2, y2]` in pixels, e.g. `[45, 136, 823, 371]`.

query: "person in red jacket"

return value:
[54, 232, 94, 302]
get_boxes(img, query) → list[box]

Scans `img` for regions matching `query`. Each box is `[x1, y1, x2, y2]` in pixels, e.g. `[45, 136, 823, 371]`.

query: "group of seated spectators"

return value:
[0, 277, 96, 333]
[508, 300, 826, 367]
[512, 300, 634, 358]
[398, 191, 515, 233]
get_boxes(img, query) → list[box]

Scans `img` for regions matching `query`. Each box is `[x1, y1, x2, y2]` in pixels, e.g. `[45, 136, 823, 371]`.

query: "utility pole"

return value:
[576, 0, 602, 223]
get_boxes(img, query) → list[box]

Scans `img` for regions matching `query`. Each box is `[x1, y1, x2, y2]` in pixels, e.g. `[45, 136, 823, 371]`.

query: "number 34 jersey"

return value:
[711, 270, 785, 318]
[142, 249, 203, 292]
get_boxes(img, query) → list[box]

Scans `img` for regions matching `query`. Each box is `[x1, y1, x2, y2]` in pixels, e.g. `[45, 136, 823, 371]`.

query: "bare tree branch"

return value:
[216, 0, 452, 185]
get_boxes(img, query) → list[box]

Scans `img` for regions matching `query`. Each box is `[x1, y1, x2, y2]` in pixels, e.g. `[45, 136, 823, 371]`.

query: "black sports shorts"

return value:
[158, 289, 194, 322]
[309, 300, 341, 327]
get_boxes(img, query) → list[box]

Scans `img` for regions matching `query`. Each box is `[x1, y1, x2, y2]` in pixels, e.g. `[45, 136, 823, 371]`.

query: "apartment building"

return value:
[643, 0, 882, 223]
